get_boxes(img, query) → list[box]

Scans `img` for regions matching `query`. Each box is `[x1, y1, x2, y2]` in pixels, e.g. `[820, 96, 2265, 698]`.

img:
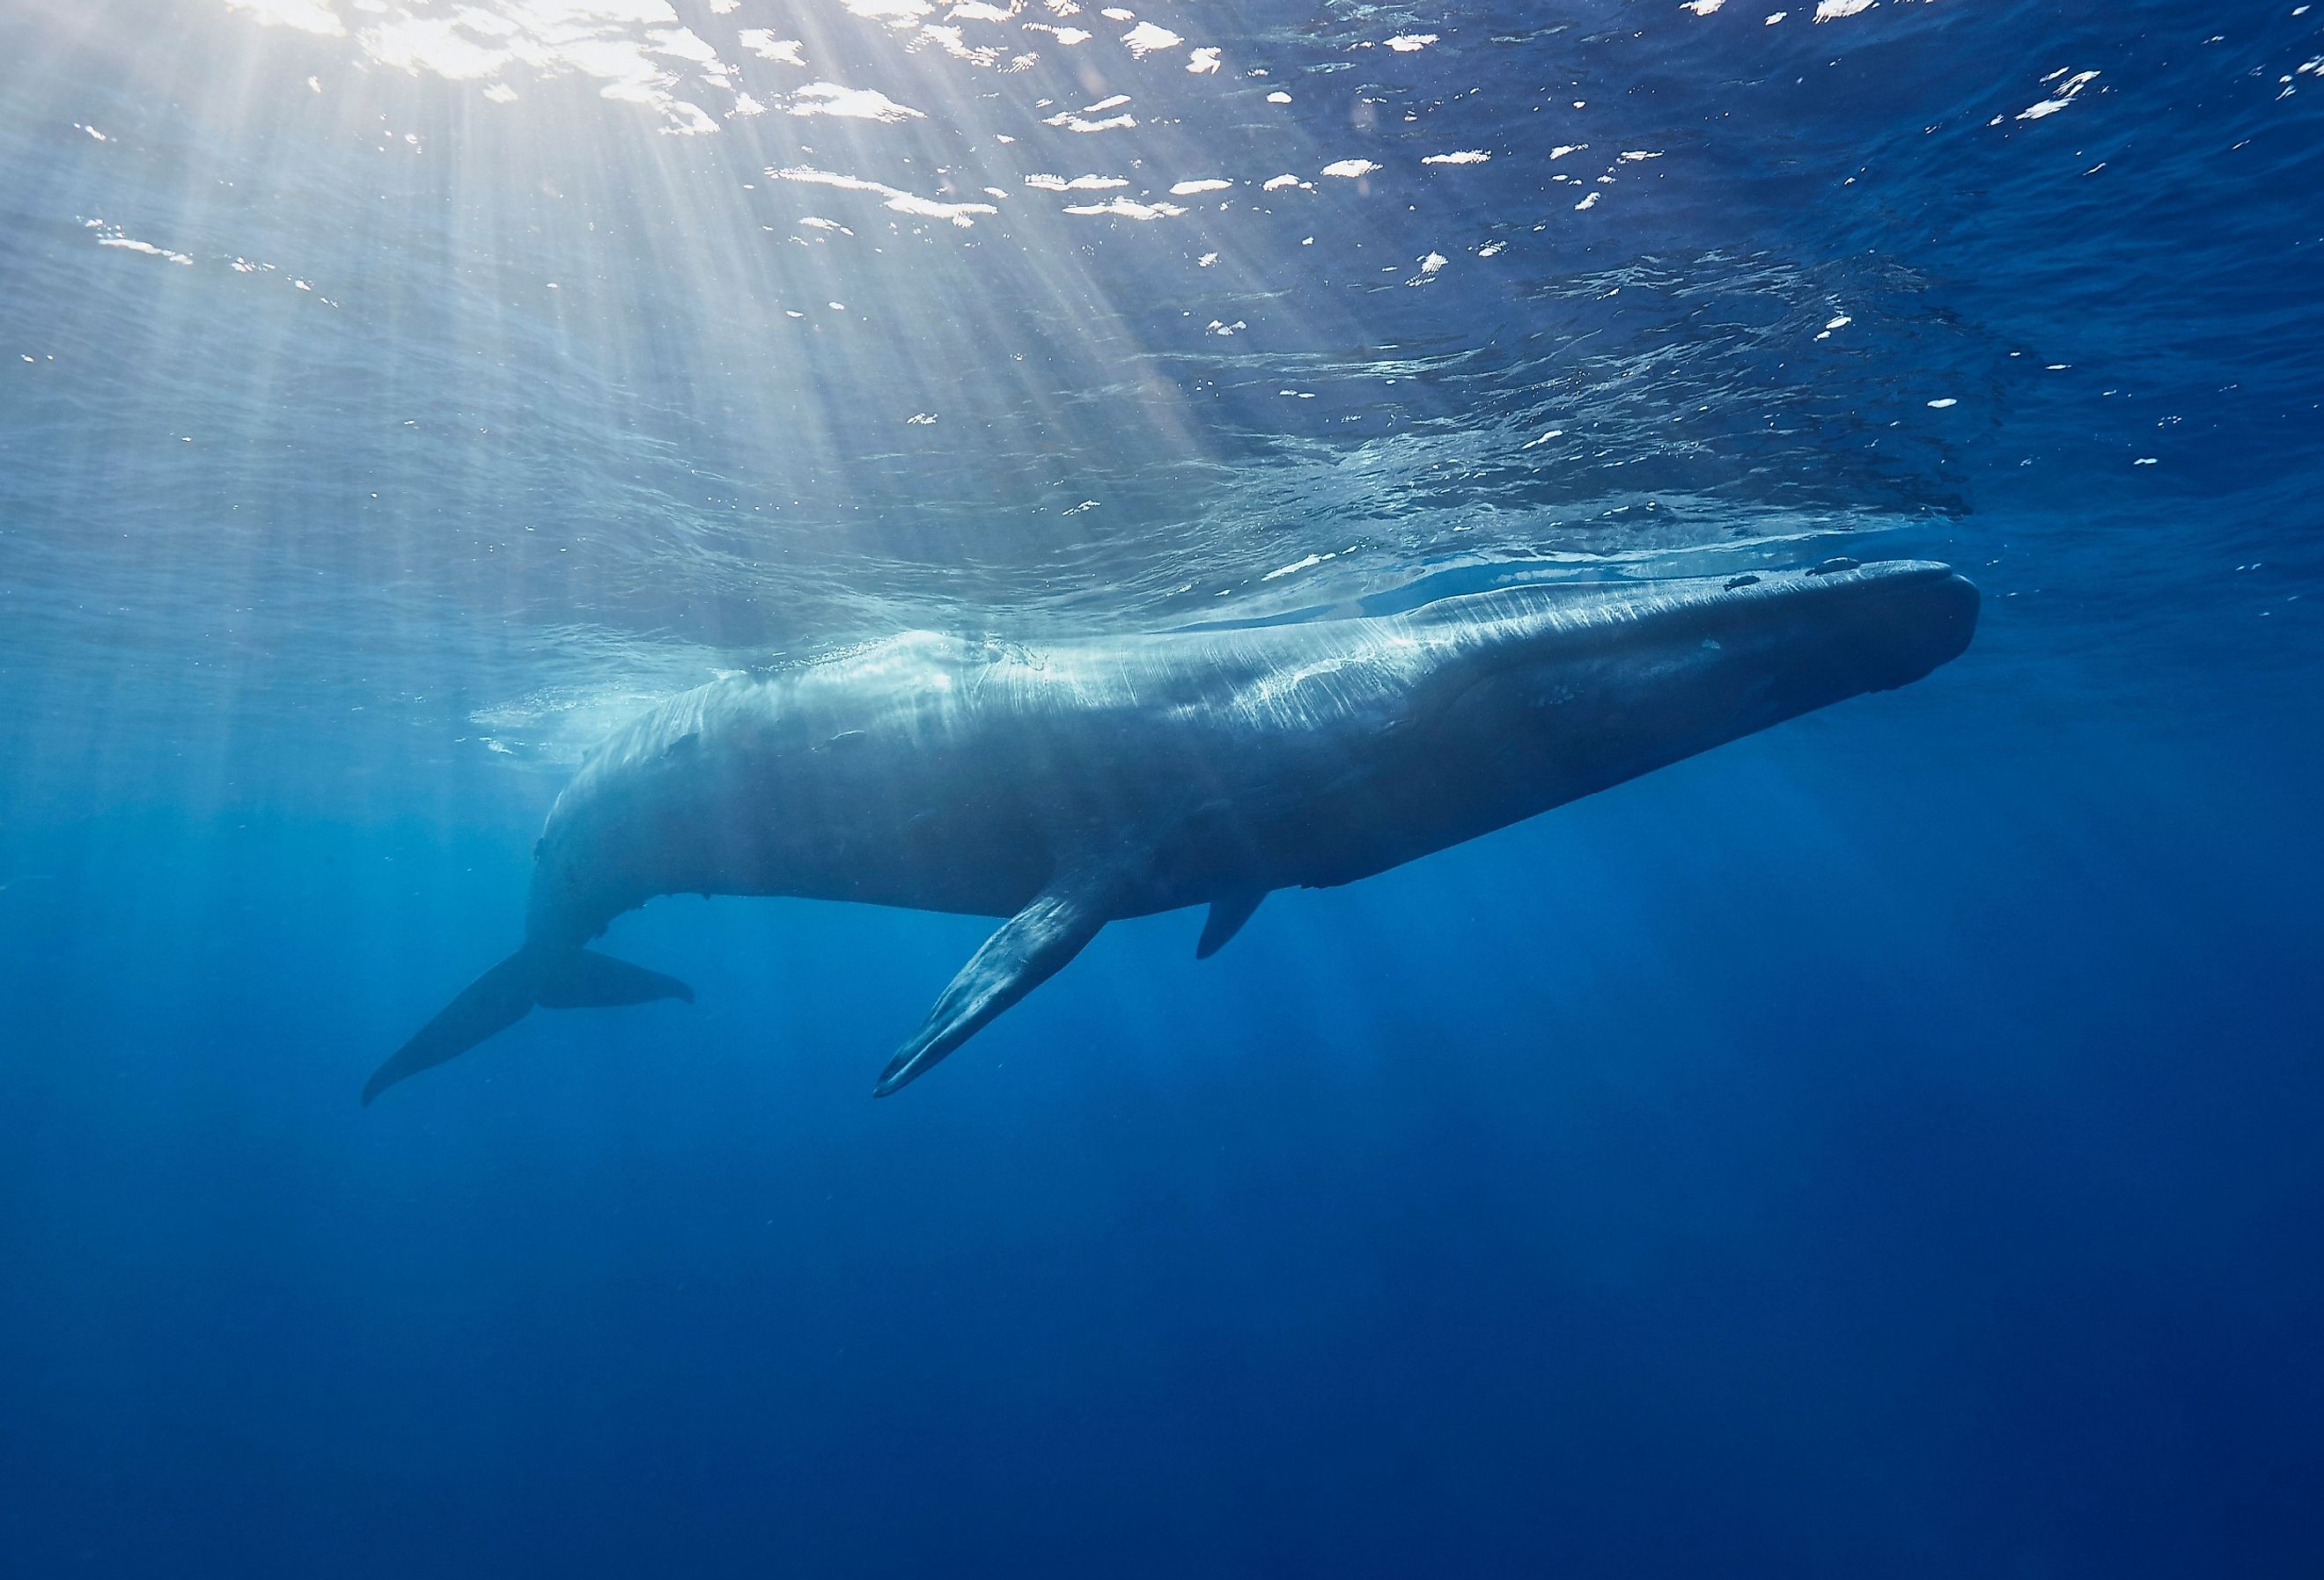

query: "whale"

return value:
[362, 557, 1976, 1104]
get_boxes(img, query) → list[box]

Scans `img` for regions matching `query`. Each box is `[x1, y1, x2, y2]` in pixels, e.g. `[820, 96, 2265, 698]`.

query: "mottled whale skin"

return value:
[364, 558, 1976, 1104]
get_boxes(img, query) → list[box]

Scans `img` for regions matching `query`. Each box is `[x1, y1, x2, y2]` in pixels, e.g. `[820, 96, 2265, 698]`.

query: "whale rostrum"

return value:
[363, 559, 1978, 1104]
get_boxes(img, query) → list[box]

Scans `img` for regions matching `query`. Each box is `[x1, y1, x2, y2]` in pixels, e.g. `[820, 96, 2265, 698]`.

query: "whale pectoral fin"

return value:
[362, 951, 541, 1106]
[537, 949, 694, 1010]
[1195, 890, 1267, 960]
[874, 865, 1125, 1097]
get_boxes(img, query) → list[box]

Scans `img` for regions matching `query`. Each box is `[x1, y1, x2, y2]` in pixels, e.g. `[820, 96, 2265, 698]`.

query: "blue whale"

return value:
[363, 558, 1976, 1103]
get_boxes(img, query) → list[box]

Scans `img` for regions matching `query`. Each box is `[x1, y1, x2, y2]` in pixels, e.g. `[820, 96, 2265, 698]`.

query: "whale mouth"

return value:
[1543, 556, 1979, 696]
[1574, 555, 1975, 643]
[1759, 559, 1981, 687]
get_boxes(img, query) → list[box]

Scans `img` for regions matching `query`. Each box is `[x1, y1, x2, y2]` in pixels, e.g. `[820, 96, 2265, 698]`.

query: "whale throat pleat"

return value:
[873, 862, 1129, 1096]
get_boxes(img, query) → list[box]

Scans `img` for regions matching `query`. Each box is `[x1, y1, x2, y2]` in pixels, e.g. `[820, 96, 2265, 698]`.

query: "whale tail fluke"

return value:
[537, 949, 695, 1010]
[362, 950, 541, 1106]
[362, 946, 694, 1106]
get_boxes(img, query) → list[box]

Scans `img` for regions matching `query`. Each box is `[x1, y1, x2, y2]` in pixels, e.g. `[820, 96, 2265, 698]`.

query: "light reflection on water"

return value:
[1, 0, 2319, 779]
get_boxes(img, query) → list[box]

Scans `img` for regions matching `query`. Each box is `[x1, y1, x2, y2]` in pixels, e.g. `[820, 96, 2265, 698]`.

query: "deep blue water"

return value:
[4, 1, 2322, 1575]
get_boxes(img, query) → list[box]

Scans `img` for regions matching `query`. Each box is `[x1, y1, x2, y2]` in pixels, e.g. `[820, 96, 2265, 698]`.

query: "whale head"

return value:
[1670, 556, 1982, 703]
[1427, 558, 1978, 801]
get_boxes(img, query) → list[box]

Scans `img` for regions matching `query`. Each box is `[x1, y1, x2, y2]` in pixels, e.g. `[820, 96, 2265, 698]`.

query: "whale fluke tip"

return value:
[362, 950, 543, 1106]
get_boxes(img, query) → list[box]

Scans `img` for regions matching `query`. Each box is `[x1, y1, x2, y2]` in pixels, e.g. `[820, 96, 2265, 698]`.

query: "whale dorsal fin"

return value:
[874, 859, 1130, 1096]
[1195, 889, 1266, 959]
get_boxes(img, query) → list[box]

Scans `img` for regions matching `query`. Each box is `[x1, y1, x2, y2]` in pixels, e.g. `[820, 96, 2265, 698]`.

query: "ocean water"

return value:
[3, 0, 2321, 1574]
